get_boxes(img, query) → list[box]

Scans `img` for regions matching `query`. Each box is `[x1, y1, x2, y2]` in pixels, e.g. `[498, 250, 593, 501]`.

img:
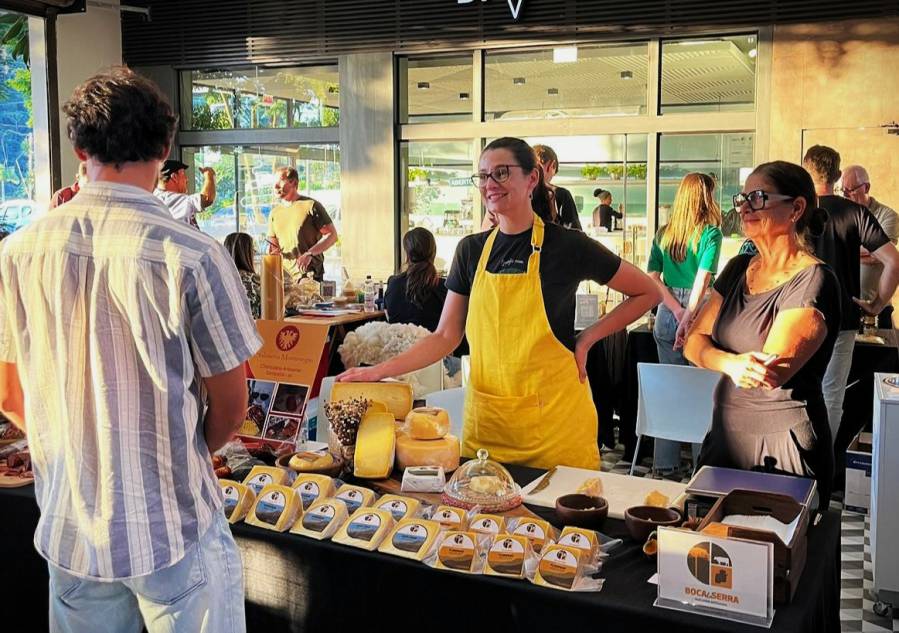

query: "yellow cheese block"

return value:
[334, 484, 376, 513]
[290, 497, 349, 540]
[292, 474, 337, 510]
[435, 530, 481, 573]
[376, 494, 421, 522]
[288, 451, 335, 472]
[219, 480, 256, 525]
[330, 381, 414, 420]
[558, 526, 599, 559]
[470, 513, 506, 536]
[245, 484, 302, 532]
[333, 507, 395, 551]
[433, 505, 468, 530]
[511, 518, 553, 553]
[644, 490, 670, 507]
[353, 411, 396, 479]
[404, 407, 450, 440]
[534, 544, 586, 591]
[395, 433, 460, 472]
[243, 466, 288, 497]
[485, 533, 532, 578]
[378, 518, 444, 561]
[367, 400, 389, 414]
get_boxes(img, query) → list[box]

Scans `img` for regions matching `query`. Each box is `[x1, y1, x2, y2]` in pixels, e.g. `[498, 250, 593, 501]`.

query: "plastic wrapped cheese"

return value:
[470, 513, 506, 536]
[534, 544, 586, 590]
[485, 533, 534, 578]
[404, 407, 450, 440]
[353, 411, 396, 479]
[334, 484, 376, 513]
[290, 497, 349, 540]
[378, 518, 444, 561]
[434, 530, 485, 574]
[333, 507, 395, 551]
[245, 484, 302, 532]
[243, 465, 288, 497]
[432, 505, 468, 530]
[376, 494, 421, 522]
[511, 518, 554, 553]
[395, 433, 460, 472]
[558, 526, 599, 560]
[330, 382, 414, 420]
[292, 474, 337, 510]
[219, 480, 255, 524]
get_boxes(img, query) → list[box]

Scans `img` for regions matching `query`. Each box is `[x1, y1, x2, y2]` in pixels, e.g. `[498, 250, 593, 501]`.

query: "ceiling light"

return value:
[620, 70, 633, 80]
[459, 92, 470, 100]
[513, 77, 526, 85]
[748, 48, 758, 58]
[553, 46, 578, 63]
[547, 88, 559, 96]
[417, 81, 430, 90]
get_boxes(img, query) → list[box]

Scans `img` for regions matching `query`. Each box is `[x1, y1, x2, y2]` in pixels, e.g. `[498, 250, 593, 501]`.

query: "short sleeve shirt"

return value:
[267, 196, 333, 279]
[153, 189, 202, 227]
[648, 225, 723, 289]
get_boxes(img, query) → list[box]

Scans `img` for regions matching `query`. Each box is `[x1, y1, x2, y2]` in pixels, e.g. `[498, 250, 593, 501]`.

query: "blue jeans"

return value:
[652, 287, 701, 472]
[822, 329, 856, 441]
[48, 512, 245, 633]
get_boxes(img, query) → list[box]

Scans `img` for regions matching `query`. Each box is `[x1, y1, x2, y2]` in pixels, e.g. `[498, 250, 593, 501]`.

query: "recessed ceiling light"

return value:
[553, 46, 578, 63]
[620, 70, 633, 80]
[513, 77, 526, 85]
[547, 88, 559, 96]
[417, 81, 430, 90]
[459, 92, 470, 100]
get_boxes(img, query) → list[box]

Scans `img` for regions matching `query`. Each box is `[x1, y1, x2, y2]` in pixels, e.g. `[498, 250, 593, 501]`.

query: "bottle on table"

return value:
[363, 275, 376, 312]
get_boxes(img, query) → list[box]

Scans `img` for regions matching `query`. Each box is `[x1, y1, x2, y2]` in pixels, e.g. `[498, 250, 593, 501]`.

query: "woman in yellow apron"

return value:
[339, 138, 660, 470]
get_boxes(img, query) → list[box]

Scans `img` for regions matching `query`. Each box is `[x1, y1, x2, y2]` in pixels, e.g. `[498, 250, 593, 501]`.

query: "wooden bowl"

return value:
[624, 505, 680, 542]
[555, 494, 609, 530]
[275, 452, 343, 478]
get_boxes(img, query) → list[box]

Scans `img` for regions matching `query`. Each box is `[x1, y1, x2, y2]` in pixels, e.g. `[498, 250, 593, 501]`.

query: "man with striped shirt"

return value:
[0, 68, 261, 633]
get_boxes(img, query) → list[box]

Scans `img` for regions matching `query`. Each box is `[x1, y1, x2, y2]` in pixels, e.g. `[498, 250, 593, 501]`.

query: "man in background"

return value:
[49, 161, 88, 209]
[154, 158, 216, 228]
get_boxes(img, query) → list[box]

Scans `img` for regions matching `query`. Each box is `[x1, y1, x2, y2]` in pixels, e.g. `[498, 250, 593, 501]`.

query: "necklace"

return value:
[746, 255, 805, 293]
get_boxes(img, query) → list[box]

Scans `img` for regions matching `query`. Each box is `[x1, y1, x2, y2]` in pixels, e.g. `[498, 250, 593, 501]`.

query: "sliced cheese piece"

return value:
[332, 507, 395, 551]
[376, 494, 421, 522]
[534, 544, 585, 590]
[404, 407, 450, 440]
[292, 474, 337, 510]
[470, 513, 506, 536]
[378, 518, 443, 560]
[558, 526, 599, 559]
[330, 381, 414, 420]
[353, 411, 396, 479]
[512, 518, 552, 553]
[433, 505, 468, 530]
[395, 433, 460, 472]
[245, 484, 301, 532]
[243, 465, 288, 497]
[435, 530, 480, 573]
[334, 484, 376, 513]
[290, 497, 349, 540]
[219, 480, 255, 525]
[485, 533, 532, 578]
[644, 490, 670, 507]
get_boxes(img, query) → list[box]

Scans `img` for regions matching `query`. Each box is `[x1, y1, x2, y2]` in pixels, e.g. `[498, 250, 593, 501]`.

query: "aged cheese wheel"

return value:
[395, 433, 460, 472]
[405, 407, 450, 440]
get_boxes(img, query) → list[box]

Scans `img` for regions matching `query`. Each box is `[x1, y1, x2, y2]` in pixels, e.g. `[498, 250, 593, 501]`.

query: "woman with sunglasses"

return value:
[684, 161, 840, 509]
[339, 137, 660, 469]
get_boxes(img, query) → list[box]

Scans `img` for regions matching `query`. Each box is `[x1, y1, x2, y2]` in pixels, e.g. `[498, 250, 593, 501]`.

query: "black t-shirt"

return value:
[384, 272, 447, 332]
[553, 187, 582, 230]
[446, 223, 621, 351]
[814, 195, 889, 330]
[598, 205, 622, 231]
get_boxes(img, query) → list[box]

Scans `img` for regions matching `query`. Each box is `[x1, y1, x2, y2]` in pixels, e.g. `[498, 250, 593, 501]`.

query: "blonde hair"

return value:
[659, 173, 721, 263]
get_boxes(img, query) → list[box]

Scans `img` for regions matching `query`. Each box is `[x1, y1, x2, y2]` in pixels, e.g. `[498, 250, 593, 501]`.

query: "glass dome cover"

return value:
[442, 449, 522, 512]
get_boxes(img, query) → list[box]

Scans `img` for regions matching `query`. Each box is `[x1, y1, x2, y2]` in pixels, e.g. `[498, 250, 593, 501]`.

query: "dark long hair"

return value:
[403, 227, 440, 308]
[482, 137, 556, 224]
[224, 232, 256, 274]
[750, 161, 828, 253]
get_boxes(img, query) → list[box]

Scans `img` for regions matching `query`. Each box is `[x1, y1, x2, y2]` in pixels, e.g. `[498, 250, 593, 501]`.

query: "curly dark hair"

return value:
[62, 66, 177, 167]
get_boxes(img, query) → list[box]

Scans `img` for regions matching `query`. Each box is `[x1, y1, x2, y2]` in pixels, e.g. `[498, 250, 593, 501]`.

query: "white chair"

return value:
[425, 387, 466, 439]
[630, 362, 721, 476]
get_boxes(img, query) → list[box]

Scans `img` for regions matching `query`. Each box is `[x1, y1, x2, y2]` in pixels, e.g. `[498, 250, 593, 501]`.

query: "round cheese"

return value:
[395, 433, 460, 472]
[404, 407, 450, 440]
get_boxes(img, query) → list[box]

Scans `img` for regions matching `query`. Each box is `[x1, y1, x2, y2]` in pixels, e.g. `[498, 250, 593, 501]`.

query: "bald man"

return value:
[841, 165, 899, 327]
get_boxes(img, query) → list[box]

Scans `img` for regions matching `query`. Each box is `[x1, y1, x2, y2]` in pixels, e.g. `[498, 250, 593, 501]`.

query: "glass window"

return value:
[398, 55, 473, 124]
[182, 65, 339, 130]
[660, 34, 757, 114]
[485, 43, 648, 121]
[400, 141, 478, 271]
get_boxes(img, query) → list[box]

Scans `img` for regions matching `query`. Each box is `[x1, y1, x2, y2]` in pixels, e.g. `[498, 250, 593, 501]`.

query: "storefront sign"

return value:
[457, 0, 525, 21]
[655, 527, 774, 628]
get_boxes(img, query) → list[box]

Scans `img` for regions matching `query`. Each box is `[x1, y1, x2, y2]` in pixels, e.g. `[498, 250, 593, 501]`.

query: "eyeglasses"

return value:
[836, 182, 868, 196]
[733, 190, 795, 212]
[470, 164, 524, 187]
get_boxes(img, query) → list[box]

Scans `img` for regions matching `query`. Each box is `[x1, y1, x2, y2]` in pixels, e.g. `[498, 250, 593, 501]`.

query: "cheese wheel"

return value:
[395, 433, 460, 472]
[330, 382, 414, 420]
[353, 411, 396, 479]
[288, 451, 335, 472]
[404, 407, 450, 440]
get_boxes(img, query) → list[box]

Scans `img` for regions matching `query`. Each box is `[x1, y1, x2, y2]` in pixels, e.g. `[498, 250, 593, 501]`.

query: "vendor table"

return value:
[0, 465, 839, 633]
[285, 310, 386, 379]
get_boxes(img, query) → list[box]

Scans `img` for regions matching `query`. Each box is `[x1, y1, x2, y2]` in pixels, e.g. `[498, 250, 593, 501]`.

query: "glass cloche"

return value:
[442, 449, 522, 512]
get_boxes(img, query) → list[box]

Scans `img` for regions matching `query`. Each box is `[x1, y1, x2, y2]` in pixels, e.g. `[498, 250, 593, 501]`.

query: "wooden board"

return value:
[285, 311, 385, 328]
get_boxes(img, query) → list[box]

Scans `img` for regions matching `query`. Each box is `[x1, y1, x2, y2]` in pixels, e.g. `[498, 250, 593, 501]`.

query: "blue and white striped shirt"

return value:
[0, 181, 263, 580]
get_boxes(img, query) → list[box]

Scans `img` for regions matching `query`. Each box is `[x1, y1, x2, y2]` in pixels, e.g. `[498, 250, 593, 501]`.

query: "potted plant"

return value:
[580, 165, 601, 180]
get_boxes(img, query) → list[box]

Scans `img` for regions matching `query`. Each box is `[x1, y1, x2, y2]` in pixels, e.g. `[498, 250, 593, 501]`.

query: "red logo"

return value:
[276, 326, 300, 352]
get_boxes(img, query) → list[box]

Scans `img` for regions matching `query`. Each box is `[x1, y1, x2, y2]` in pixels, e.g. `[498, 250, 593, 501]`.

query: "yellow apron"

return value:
[462, 214, 601, 470]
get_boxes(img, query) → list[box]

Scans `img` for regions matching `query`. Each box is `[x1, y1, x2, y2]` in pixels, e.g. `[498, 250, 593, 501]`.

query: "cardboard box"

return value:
[845, 432, 873, 514]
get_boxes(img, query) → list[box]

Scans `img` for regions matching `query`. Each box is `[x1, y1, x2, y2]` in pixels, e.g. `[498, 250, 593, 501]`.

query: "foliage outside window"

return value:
[0, 11, 34, 214]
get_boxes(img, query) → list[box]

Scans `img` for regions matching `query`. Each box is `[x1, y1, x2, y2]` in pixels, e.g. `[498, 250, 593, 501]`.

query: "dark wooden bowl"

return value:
[555, 494, 609, 529]
[624, 505, 681, 542]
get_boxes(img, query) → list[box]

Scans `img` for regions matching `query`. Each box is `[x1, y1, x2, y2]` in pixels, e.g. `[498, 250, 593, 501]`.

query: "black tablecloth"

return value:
[1, 465, 840, 633]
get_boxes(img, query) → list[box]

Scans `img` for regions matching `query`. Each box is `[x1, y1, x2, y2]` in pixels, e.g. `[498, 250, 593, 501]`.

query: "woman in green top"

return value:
[647, 172, 723, 473]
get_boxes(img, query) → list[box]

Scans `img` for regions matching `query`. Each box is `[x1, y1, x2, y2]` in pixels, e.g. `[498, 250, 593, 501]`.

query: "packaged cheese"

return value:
[290, 497, 349, 540]
[470, 513, 506, 536]
[219, 480, 255, 524]
[243, 465, 288, 497]
[401, 466, 446, 493]
[378, 518, 443, 561]
[333, 507, 395, 551]
[534, 544, 585, 590]
[433, 530, 487, 574]
[330, 382, 414, 420]
[558, 526, 599, 560]
[353, 411, 396, 479]
[403, 407, 450, 440]
[245, 484, 302, 532]
[292, 474, 337, 510]
[510, 517, 554, 553]
[485, 533, 534, 578]
[432, 505, 468, 530]
[376, 494, 421, 522]
[334, 484, 376, 513]
[395, 433, 460, 472]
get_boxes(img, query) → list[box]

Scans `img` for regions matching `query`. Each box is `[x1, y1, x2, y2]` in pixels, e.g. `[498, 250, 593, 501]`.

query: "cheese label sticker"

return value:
[559, 531, 592, 552]
[391, 522, 430, 554]
[255, 490, 287, 527]
[247, 473, 272, 496]
[222, 485, 239, 517]
[538, 547, 580, 589]
[472, 517, 501, 534]
[435, 508, 463, 527]
[488, 536, 526, 576]
[302, 503, 336, 533]
[347, 512, 382, 542]
[380, 500, 409, 521]
[337, 489, 364, 513]
[513, 521, 546, 541]
[298, 481, 321, 510]
[438, 533, 476, 571]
